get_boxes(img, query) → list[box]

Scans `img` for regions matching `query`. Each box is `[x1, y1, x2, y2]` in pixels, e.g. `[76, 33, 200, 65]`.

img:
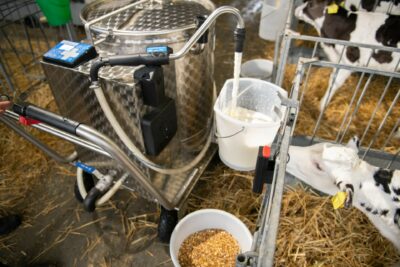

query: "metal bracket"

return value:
[236, 251, 259, 267]
[281, 97, 298, 109]
[277, 91, 298, 109]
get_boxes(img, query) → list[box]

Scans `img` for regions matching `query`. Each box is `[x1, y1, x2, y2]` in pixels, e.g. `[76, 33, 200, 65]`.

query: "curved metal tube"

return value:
[169, 6, 245, 60]
[76, 124, 173, 209]
[0, 116, 78, 164]
[3, 110, 110, 158]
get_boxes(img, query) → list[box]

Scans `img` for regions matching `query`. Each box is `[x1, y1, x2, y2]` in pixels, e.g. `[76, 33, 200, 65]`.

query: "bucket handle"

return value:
[215, 126, 245, 139]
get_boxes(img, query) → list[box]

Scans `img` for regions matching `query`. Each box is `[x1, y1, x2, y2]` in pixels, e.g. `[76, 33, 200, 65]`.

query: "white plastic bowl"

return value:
[169, 209, 253, 267]
[241, 59, 273, 80]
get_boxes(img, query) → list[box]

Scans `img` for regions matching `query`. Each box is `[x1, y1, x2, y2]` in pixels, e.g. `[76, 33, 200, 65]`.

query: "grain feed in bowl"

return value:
[178, 229, 240, 267]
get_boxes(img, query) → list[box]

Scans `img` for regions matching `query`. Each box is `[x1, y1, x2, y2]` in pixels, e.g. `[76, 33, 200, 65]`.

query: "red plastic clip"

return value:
[262, 146, 271, 159]
[19, 116, 41, 126]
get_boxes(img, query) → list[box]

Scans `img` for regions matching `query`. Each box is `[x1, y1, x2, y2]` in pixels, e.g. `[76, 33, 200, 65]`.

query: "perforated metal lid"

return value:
[81, 0, 213, 35]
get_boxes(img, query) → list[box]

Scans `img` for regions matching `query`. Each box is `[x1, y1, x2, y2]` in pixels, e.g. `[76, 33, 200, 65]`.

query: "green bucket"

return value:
[36, 0, 71, 26]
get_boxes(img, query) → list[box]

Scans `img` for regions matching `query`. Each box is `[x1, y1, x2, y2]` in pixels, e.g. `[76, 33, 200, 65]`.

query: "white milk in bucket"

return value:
[214, 78, 287, 171]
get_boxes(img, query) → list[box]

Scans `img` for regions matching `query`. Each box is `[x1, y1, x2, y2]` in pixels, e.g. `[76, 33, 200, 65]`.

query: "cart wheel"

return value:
[158, 206, 178, 243]
[74, 171, 95, 203]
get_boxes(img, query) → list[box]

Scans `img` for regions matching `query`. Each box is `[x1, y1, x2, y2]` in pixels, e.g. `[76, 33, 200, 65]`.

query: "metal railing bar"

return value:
[339, 74, 374, 144]
[310, 68, 340, 144]
[287, 34, 400, 53]
[301, 60, 400, 78]
[381, 119, 400, 150]
[337, 44, 346, 64]
[0, 28, 27, 72]
[335, 72, 365, 142]
[21, 15, 36, 61]
[299, 62, 313, 106]
[360, 76, 394, 144]
[276, 35, 292, 87]
[0, 53, 15, 93]
[362, 88, 400, 159]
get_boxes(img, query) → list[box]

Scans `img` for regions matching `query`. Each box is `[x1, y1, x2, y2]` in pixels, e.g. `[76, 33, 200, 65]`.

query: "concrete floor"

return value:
[0, 0, 272, 266]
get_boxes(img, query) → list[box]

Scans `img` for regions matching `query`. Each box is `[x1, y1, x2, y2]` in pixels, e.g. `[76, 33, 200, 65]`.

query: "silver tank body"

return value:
[42, 0, 217, 206]
[81, 0, 216, 150]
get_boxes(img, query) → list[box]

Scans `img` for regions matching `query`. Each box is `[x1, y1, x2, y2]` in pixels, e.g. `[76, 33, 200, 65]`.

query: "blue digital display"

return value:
[44, 40, 94, 64]
[146, 46, 169, 54]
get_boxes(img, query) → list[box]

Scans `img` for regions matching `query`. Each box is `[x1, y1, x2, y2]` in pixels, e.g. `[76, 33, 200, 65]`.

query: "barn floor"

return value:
[0, 0, 271, 266]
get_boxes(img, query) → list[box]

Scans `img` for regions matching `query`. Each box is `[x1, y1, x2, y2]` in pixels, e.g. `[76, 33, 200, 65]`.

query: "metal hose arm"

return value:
[170, 6, 245, 60]
[88, 6, 245, 81]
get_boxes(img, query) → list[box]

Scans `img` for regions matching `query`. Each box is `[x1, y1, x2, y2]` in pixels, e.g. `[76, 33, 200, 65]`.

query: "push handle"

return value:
[107, 54, 169, 67]
[13, 103, 80, 135]
[90, 52, 170, 82]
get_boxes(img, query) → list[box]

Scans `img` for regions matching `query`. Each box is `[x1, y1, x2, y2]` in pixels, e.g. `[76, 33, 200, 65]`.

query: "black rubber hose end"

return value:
[83, 187, 102, 212]
[234, 28, 246, 53]
[12, 102, 27, 116]
[89, 58, 109, 82]
[196, 15, 209, 44]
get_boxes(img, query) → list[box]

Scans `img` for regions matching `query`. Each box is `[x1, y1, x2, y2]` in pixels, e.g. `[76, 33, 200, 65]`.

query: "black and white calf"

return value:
[346, 0, 400, 14]
[295, 0, 400, 110]
[287, 137, 400, 250]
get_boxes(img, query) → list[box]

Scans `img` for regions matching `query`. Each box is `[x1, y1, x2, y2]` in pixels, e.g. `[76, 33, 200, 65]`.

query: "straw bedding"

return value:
[188, 165, 400, 266]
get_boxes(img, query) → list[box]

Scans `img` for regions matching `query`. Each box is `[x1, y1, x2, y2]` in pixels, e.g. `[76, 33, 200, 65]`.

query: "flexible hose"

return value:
[92, 83, 214, 175]
[96, 173, 128, 206]
[76, 167, 128, 207]
[77, 167, 88, 200]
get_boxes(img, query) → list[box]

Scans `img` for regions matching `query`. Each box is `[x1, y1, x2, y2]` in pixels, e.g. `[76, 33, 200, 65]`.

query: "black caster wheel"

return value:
[74, 171, 95, 203]
[158, 206, 178, 243]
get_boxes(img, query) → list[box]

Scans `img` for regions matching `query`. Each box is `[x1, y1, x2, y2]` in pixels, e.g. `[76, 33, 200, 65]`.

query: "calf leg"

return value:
[320, 69, 352, 111]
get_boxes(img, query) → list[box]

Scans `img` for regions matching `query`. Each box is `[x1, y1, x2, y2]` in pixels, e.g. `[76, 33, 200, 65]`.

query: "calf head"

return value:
[295, 0, 344, 31]
[287, 137, 360, 199]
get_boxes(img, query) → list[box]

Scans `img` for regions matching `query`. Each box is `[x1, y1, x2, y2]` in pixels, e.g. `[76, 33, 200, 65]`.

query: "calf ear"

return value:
[346, 136, 360, 153]
[360, 0, 376, 11]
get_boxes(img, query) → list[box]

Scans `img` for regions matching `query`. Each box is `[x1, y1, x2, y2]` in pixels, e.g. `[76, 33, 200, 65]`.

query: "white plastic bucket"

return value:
[214, 78, 287, 171]
[241, 59, 273, 81]
[169, 209, 253, 267]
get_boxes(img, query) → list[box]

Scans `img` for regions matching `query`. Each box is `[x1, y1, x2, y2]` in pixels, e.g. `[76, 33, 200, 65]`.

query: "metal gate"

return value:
[243, 1, 400, 265]
[0, 0, 76, 97]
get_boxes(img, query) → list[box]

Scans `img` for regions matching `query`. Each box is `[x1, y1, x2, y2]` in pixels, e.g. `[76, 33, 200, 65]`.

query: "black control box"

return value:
[134, 66, 166, 107]
[141, 98, 177, 156]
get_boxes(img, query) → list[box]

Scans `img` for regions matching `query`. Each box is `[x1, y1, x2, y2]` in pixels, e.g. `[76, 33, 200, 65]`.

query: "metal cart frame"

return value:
[0, 1, 247, 242]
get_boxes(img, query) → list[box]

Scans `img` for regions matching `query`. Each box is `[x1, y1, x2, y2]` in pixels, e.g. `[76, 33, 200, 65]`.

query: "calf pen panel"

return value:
[248, 59, 400, 267]
[290, 59, 399, 169]
[249, 3, 400, 261]
[275, 0, 400, 168]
